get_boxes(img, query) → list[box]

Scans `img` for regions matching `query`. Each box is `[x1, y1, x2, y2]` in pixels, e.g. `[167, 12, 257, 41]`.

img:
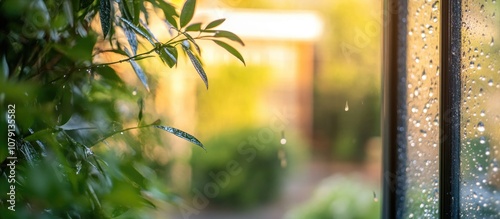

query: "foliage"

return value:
[0, 0, 243, 218]
[285, 175, 380, 219]
[190, 128, 307, 209]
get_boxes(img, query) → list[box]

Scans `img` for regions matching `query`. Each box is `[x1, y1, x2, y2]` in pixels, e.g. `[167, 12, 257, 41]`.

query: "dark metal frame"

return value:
[439, 0, 461, 218]
[382, 0, 462, 218]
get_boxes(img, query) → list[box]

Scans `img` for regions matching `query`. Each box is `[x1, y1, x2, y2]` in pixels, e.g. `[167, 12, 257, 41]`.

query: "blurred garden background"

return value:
[0, 0, 382, 218]
[161, 0, 383, 218]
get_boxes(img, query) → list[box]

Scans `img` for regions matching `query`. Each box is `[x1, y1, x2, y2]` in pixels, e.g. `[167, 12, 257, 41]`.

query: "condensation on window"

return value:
[460, 0, 500, 217]
[404, 1, 440, 218]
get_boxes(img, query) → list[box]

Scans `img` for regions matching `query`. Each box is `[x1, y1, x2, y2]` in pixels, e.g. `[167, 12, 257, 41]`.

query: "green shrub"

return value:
[285, 175, 380, 219]
[190, 128, 308, 209]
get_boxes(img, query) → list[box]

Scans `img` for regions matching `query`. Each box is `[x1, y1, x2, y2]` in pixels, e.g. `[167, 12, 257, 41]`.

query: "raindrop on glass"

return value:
[479, 136, 486, 144]
[431, 1, 438, 11]
[477, 122, 485, 132]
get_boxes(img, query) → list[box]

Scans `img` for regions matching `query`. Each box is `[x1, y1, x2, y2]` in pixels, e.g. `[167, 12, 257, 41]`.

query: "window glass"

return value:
[404, 1, 440, 218]
[460, 0, 500, 217]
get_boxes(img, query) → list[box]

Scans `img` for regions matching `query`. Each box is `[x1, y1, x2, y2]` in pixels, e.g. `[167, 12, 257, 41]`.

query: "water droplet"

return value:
[477, 122, 485, 132]
[344, 101, 349, 111]
[280, 138, 287, 145]
[478, 165, 483, 171]
[480, 110, 486, 117]
[373, 192, 378, 202]
[415, 57, 420, 63]
[479, 136, 486, 144]
[427, 26, 434, 34]
[120, 132, 124, 135]
[132, 90, 137, 96]
[421, 70, 427, 80]
[477, 64, 482, 70]
[432, 1, 438, 11]
[411, 107, 419, 113]
[493, 166, 498, 172]
[470, 61, 475, 69]
[488, 79, 494, 86]
[491, 37, 495, 46]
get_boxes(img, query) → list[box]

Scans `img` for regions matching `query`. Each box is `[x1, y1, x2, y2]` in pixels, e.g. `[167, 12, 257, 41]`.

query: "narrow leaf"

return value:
[99, 0, 112, 38]
[205, 18, 225, 29]
[182, 43, 208, 89]
[179, 0, 196, 28]
[159, 46, 178, 68]
[138, 98, 144, 123]
[1, 55, 9, 80]
[63, 1, 74, 27]
[133, 0, 141, 24]
[184, 32, 201, 54]
[140, 19, 160, 43]
[125, 48, 150, 92]
[214, 30, 245, 46]
[120, 18, 156, 46]
[155, 0, 178, 29]
[213, 40, 245, 65]
[123, 25, 138, 55]
[155, 125, 205, 150]
[185, 22, 202, 32]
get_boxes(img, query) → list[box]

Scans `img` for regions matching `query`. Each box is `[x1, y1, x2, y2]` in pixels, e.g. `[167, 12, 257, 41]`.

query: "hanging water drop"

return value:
[488, 79, 494, 86]
[373, 192, 378, 202]
[344, 101, 349, 111]
[280, 131, 287, 145]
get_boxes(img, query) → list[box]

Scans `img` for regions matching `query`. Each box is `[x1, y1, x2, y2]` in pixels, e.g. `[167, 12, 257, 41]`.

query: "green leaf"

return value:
[179, 0, 196, 28]
[123, 25, 138, 55]
[120, 18, 156, 46]
[1, 55, 8, 81]
[133, 0, 141, 24]
[185, 22, 202, 32]
[205, 18, 225, 29]
[154, 0, 178, 29]
[159, 46, 178, 68]
[184, 32, 201, 54]
[99, 0, 112, 38]
[155, 125, 205, 150]
[125, 48, 150, 92]
[212, 40, 245, 65]
[214, 30, 245, 46]
[182, 43, 208, 89]
[138, 98, 144, 122]
[63, 1, 74, 27]
[80, 0, 94, 10]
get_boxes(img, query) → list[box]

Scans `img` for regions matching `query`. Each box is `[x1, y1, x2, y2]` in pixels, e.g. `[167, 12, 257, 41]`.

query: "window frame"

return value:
[382, 0, 462, 218]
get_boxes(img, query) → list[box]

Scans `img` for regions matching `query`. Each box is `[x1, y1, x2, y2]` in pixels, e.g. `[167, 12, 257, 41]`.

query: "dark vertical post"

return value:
[440, 0, 461, 218]
[382, 0, 407, 218]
